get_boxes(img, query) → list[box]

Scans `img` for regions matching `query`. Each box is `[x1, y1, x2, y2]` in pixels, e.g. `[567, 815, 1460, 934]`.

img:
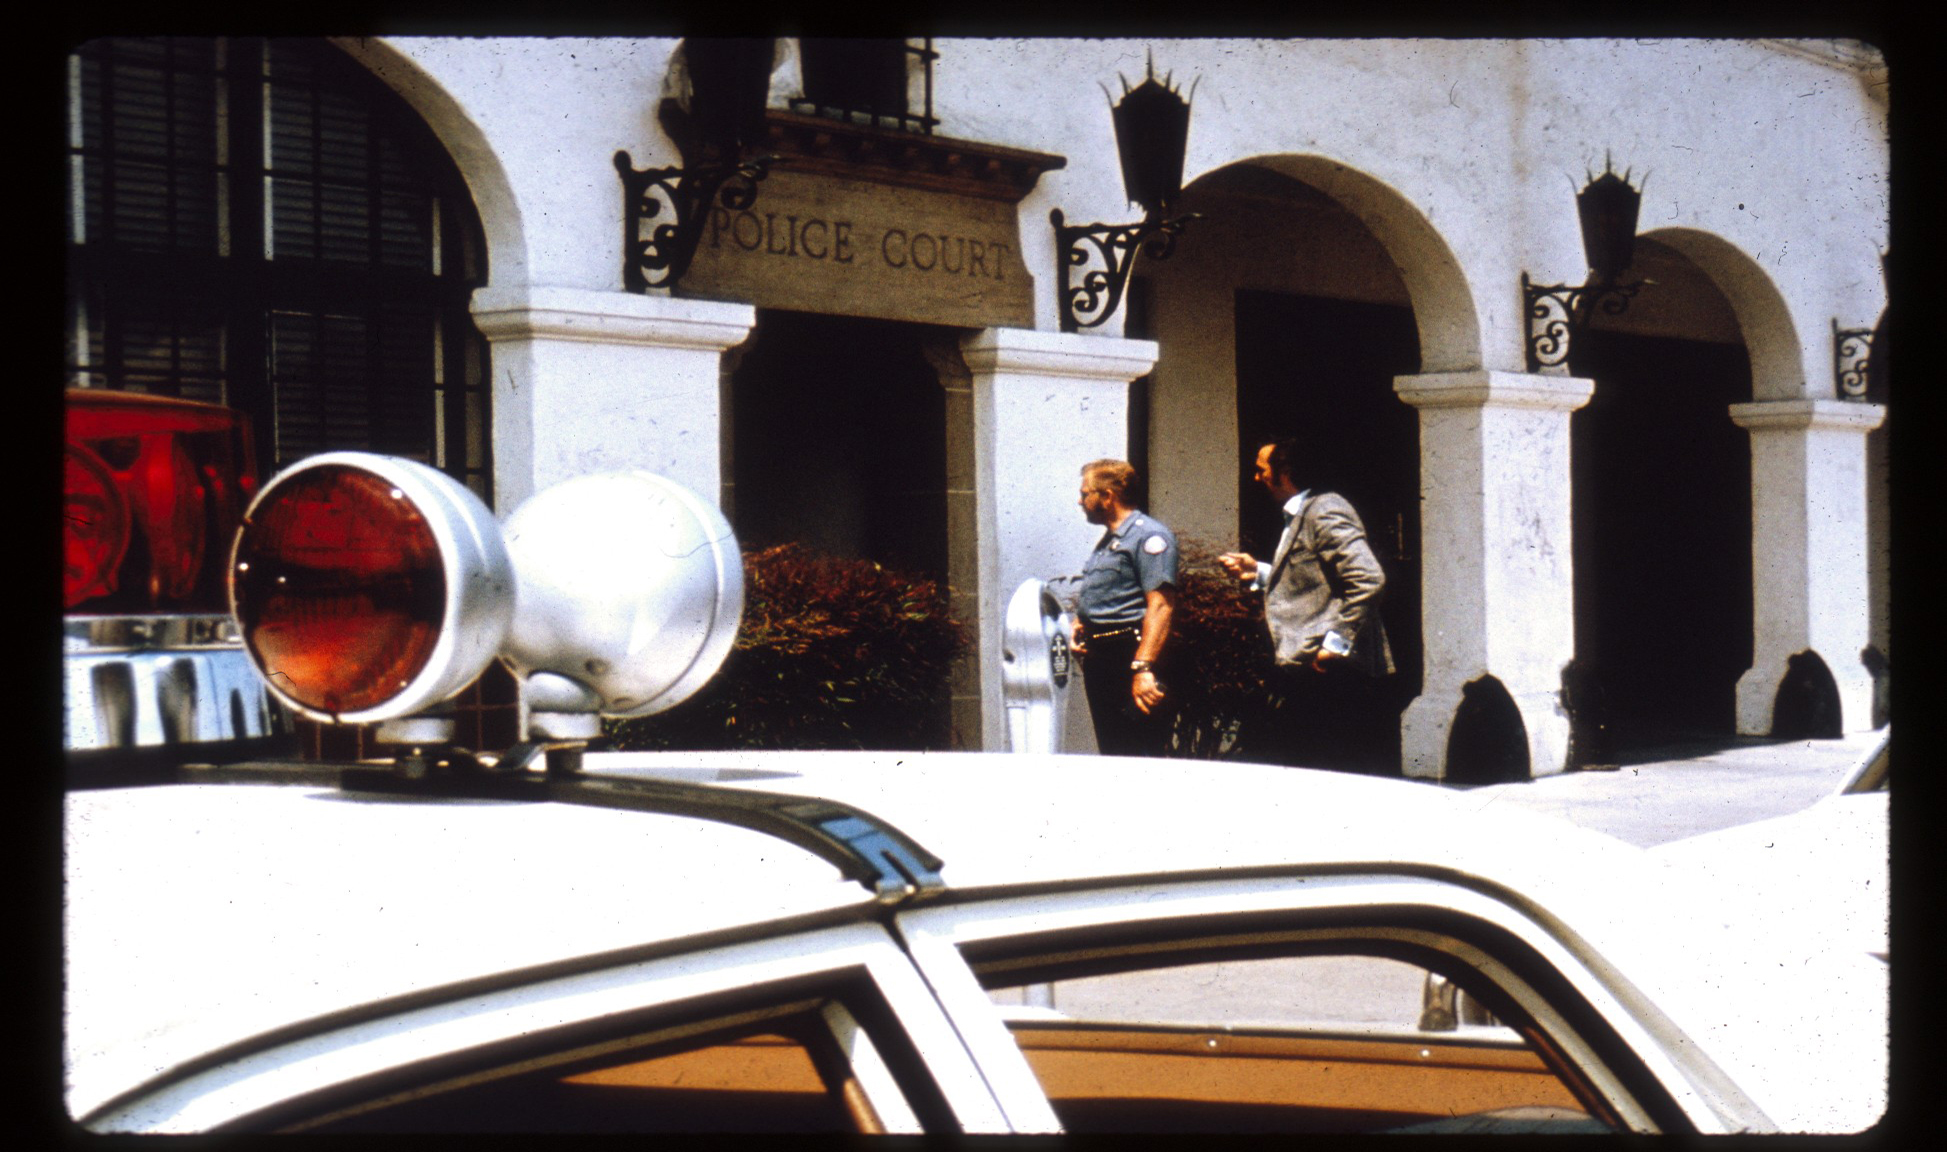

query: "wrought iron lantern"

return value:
[1521, 157, 1648, 371]
[1051, 57, 1204, 333]
[614, 38, 782, 292]
[1111, 64, 1191, 219]
[685, 37, 775, 158]
[1576, 166, 1641, 286]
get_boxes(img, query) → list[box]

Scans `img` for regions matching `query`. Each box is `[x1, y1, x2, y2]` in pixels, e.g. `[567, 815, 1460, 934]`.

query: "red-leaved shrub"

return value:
[605, 544, 970, 751]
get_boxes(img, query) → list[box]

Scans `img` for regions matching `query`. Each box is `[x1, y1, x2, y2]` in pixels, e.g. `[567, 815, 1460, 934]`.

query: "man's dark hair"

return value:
[1263, 434, 1354, 495]
[1263, 437, 1311, 489]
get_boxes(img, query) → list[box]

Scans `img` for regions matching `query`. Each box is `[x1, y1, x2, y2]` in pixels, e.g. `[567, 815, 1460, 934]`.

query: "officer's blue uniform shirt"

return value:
[1077, 511, 1179, 626]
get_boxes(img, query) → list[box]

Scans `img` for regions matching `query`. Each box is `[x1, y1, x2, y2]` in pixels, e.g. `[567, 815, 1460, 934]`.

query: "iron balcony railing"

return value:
[789, 38, 938, 135]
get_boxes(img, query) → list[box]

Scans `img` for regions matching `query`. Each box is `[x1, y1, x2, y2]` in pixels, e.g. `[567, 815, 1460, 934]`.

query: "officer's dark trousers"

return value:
[1080, 632, 1174, 758]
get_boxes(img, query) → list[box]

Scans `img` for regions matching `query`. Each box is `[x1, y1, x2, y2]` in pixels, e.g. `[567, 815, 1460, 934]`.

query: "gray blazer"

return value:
[1263, 491, 1395, 676]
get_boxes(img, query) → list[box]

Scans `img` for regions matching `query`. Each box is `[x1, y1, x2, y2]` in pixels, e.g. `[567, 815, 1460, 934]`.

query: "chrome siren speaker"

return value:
[500, 471, 744, 725]
[229, 453, 515, 724]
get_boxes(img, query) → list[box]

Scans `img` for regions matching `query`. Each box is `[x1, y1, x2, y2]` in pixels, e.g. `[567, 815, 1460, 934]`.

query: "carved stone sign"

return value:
[680, 167, 1035, 329]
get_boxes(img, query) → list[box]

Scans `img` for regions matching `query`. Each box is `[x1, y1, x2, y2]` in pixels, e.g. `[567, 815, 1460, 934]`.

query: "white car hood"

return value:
[1644, 790, 1888, 1131]
[1649, 791, 1888, 960]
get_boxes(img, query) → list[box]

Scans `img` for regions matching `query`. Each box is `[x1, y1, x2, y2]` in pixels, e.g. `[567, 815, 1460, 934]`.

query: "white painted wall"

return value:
[359, 38, 686, 293]
[933, 38, 1885, 381]
[351, 35, 1888, 752]
[365, 36, 1886, 374]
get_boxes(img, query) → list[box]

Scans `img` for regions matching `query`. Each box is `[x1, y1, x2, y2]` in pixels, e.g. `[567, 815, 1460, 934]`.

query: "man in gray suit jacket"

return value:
[1220, 438, 1393, 768]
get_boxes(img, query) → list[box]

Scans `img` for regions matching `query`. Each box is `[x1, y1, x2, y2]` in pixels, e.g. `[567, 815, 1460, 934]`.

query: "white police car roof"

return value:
[65, 751, 1885, 1130]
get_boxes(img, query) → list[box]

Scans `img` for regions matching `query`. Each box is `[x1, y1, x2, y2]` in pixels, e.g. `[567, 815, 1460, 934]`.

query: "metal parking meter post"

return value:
[1002, 579, 1078, 754]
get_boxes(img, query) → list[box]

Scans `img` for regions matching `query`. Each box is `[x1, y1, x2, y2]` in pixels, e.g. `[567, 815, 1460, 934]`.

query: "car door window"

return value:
[984, 952, 1616, 1134]
[85, 918, 1007, 1134]
[297, 998, 918, 1133]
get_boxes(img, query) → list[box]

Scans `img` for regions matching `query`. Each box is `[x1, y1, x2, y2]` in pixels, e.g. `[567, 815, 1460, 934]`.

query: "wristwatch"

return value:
[1130, 660, 1154, 673]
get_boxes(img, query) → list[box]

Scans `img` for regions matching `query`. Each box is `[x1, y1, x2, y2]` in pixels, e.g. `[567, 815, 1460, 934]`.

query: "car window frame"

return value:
[83, 920, 1010, 1134]
[288, 988, 918, 1133]
[895, 871, 1776, 1135]
[974, 936, 1617, 1132]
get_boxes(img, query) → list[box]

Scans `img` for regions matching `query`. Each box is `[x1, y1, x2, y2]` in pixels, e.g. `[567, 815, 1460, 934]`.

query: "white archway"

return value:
[1142, 153, 1490, 776]
[331, 37, 532, 289]
[1625, 229, 1886, 734]
[1636, 227, 1806, 402]
[1243, 154, 1483, 374]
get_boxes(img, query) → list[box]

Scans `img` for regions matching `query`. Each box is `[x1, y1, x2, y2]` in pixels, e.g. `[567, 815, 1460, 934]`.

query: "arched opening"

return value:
[1567, 235, 1754, 751]
[1444, 675, 1530, 784]
[327, 36, 531, 292]
[66, 36, 493, 496]
[1231, 281, 1418, 772]
[1143, 157, 1476, 773]
[1772, 650, 1843, 739]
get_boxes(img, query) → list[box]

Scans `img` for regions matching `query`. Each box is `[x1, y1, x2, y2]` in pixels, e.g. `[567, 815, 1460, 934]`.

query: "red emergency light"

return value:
[227, 451, 742, 735]
[63, 390, 258, 613]
[229, 453, 514, 725]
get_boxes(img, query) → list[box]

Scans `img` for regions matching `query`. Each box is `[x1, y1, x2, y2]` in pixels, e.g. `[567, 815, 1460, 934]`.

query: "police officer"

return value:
[1071, 459, 1179, 757]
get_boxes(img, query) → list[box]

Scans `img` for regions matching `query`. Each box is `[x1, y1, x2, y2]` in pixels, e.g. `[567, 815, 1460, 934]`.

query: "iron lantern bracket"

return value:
[1833, 319, 1876, 400]
[1052, 208, 1202, 334]
[615, 149, 780, 293]
[1521, 272, 1645, 373]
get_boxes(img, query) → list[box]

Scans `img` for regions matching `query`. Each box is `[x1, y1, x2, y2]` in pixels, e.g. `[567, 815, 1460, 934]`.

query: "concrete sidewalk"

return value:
[1424, 728, 1888, 848]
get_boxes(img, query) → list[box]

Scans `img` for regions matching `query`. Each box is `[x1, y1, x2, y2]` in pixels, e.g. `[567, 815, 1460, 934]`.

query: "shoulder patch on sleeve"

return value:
[1143, 534, 1169, 554]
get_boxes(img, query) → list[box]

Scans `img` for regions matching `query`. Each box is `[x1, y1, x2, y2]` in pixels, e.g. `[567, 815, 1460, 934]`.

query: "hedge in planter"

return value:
[605, 543, 970, 751]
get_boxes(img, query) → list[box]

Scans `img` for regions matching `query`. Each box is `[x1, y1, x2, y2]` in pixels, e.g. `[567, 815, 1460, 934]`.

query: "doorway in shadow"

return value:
[1569, 329, 1753, 751]
[1235, 290, 1422, 773]
[727, 309, 955, 743]
[729, 309, 950, 577]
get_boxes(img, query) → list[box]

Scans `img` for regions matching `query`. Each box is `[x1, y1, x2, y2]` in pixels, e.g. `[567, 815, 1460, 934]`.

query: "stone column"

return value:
[1728, 399, 1887, 734]
[1867, 408, 1890, 725]
[1394, 370, 1593, 779]
[960, 328, 1159, 751]
[921, 335, 984, 751]
[470, 285, 756, 514]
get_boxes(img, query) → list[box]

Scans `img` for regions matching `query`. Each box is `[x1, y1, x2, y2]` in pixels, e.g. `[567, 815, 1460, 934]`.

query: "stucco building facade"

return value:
[65, 36, 1890, 777]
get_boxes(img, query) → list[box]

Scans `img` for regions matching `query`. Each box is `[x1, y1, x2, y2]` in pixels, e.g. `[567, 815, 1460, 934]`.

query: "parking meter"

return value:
[1002, 578, 1078, 754]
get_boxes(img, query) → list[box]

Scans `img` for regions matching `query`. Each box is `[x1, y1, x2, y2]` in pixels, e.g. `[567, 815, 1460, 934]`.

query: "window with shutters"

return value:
[66, 37, 491, 500]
